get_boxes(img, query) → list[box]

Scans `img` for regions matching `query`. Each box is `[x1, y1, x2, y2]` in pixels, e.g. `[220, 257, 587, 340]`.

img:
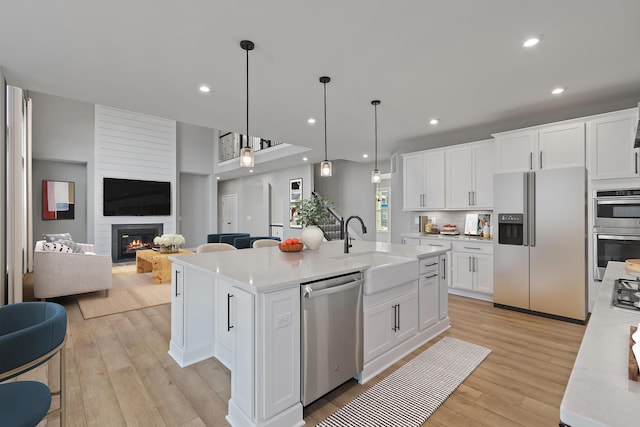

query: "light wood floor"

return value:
[22, 294, 585, 427]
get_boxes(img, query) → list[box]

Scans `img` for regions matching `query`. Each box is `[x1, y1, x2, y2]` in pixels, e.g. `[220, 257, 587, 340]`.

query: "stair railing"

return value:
[312, 191, 344, 241]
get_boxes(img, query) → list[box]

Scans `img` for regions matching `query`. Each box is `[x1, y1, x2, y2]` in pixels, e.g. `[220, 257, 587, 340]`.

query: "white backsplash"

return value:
[409, 210, 493, 233]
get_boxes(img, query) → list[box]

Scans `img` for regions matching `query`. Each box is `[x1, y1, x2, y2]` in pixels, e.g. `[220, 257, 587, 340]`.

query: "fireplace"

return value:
[111, 223, 163, 262]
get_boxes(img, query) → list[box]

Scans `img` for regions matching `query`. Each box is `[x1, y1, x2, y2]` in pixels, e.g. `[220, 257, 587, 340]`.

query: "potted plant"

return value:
[292, 195, 334, 249]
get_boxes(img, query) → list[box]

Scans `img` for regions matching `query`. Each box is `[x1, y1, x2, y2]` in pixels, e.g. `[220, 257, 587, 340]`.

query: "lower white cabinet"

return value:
[215, 280, 234, 368]
[364, 284, 418, 362]
[169, 263, 216, 368]
[230, 285, 254, 418]
[418, 257, 439, 331]
[451, 242, 493, 294]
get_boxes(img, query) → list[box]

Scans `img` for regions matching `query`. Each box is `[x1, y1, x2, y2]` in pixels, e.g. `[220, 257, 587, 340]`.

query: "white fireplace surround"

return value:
[94, 105, 177, 256]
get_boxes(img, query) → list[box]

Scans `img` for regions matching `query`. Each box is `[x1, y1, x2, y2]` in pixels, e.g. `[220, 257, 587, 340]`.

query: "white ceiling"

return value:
[2, 0, 640, 173]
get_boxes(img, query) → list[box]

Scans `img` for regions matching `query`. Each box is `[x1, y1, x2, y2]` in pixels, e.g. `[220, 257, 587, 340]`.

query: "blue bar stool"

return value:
[0, 302, 67, 426]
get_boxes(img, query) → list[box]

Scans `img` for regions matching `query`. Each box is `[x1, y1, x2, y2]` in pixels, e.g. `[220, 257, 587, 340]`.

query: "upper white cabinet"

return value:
[402, 150, 445, 210]
[494, 122, 585, 173]
[446, 140, 494, 209]
[589, 108, 640, 180]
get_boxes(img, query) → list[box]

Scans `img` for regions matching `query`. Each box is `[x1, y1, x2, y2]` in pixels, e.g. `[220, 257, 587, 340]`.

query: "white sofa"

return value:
[34, 240, 112, 300]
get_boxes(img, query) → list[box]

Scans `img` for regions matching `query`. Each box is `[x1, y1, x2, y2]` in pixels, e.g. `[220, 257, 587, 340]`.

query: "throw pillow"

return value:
[42, 242, 73, 253]
[58, 239, 85, 254]
[43, 233, 73, 242]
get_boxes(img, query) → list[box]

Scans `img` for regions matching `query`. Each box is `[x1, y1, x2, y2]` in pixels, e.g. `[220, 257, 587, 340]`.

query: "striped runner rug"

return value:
[317, 337, 491, 427]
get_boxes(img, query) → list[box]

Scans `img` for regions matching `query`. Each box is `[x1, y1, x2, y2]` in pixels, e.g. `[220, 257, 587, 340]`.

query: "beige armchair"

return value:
[33, 241, 112, 300]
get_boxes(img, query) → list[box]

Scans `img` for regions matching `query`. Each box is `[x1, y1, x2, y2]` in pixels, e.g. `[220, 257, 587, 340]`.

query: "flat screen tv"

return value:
[103, 178, 171, 216]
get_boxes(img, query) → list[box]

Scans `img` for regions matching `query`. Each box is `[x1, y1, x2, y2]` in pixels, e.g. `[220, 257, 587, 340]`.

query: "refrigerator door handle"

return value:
[522, 172, 529, 246]
[529, 171, 536, 247]
[539, 151, 543, 169]
[529, 152, 533, 170]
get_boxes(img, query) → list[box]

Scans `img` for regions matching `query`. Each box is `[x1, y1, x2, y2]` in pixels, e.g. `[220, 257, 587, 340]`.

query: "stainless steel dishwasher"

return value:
[301, 272, 363, 406]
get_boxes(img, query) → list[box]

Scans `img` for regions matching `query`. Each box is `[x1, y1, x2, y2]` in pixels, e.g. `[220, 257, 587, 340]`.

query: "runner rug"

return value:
[318, 336, 491, 427]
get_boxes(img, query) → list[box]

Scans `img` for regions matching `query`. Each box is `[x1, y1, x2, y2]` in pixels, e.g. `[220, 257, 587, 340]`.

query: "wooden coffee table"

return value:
[136, 249, 194, 284]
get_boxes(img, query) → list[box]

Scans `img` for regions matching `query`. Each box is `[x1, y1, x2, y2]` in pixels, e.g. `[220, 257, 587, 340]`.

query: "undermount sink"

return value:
[331, 251, 418, 295]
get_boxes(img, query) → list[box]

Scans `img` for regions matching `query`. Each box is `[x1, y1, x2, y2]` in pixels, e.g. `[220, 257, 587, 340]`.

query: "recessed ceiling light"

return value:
[216, 176, 220, 180]
[307, 118, 316, 124]
[249, 169, 254, 173]
[523, 37, 540, 48]
[302, 157, 308, 162]
[199, 85, 211, 93]
[363, 154, 369, 158]
[429, 118, 439, 125]
[551, 87, 565, 95]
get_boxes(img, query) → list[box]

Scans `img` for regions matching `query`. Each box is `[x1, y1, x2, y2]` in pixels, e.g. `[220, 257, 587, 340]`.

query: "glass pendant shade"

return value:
[240, 146, 254, 167]
[371, 169, 381, 183]
[320, 160, 332, 177]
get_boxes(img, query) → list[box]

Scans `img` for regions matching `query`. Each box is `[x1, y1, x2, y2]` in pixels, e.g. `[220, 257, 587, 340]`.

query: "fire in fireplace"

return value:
[111, 223, 163, 262]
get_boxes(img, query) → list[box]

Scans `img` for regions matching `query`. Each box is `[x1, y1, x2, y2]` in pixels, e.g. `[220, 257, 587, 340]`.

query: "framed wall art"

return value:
[289, 178, 302, 228]
[42, 180, 75, 220]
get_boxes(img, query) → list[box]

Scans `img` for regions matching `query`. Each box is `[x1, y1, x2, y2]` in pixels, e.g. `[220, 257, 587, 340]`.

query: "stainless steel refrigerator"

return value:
[493, 166, 586, 322]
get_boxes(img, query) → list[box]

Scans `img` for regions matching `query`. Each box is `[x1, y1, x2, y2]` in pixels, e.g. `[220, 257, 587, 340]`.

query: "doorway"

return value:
[179, 173, 209, 248]
[375, 174, 391, 243]
[221, 194, 238, 233]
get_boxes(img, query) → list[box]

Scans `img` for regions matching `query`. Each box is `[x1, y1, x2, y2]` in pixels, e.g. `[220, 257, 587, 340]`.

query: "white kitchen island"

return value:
[169, 240, 450, 427]
[560, 261, 640, 426]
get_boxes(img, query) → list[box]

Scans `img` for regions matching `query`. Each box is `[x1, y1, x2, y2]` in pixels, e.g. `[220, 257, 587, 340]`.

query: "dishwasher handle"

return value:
[302, 278, 363, 299]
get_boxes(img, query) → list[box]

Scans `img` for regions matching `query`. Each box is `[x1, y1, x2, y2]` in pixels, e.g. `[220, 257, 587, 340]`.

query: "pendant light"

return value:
[239, 40, 255, 167]
[371, 100, 381, 184]
[319, 76, 332, 177]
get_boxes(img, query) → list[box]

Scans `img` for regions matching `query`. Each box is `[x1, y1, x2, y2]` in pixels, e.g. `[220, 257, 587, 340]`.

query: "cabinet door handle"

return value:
[227, 293, 234, 331]
[539, 151, 543, 169]
[473, 191, 476, 206]
[392, 304, 398, 331]
[468, 191, 471, 206]
[468, 257, 472, 272]
[636, 152, 638, 174]
[428, 243, 444, 247]
[442, 258, 446, 280]
[529, 152, 533, 170]
[175, 270, 180, 297]
[397, 303, 401, 331]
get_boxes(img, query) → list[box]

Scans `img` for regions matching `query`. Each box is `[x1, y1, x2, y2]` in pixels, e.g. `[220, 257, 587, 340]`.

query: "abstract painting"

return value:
[42, 180, 75, 220]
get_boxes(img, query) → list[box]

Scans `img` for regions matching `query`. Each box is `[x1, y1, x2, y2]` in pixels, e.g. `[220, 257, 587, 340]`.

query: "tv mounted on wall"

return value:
[103, 178, 171, 216]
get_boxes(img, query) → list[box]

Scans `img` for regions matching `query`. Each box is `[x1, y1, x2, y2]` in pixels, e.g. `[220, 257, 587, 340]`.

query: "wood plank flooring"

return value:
[21, 294, 584, 427]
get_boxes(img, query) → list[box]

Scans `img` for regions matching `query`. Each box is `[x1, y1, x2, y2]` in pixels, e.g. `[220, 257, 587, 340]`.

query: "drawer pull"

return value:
[424, 262, 438, 267]
[428, 244, 444, 247]
[425, 273, 439, 279]
[463, 246, 482, 250]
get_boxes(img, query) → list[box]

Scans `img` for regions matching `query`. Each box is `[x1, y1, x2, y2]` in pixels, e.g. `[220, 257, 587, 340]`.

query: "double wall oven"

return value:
[594, 189, 640, 280]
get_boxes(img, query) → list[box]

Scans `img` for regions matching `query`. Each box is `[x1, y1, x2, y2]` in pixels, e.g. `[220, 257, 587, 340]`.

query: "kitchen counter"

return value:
[560, 261, 640, 426]
[171, 239, 448, 294]
[402, 232, 493, 242]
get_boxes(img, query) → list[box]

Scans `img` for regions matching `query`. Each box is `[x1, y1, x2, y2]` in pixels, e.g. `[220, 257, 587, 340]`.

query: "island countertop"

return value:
[560, 261, 640, 426]
[170, 240, 448, 293]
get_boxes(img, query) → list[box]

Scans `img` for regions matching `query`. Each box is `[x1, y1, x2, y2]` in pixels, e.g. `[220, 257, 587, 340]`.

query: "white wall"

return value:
[30, 91, 95, 240]
[94, 105, 177, 256]
[217, 164, 314, 239]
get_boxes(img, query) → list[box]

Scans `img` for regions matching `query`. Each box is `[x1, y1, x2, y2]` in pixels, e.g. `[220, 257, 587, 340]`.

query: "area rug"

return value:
[317, 337, 491, 427]
[76, 266, 171, 319]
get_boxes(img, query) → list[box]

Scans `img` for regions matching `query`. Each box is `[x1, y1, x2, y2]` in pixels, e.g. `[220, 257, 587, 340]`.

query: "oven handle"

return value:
[597, 234, 640, 241]
[595, 198, 640, 205]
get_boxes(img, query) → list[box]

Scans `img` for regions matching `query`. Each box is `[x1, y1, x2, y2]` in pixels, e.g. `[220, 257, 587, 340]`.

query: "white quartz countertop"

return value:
[560, 262, 640, 426]
[402, 232, 493, 243]
[170, 240, 448, 293]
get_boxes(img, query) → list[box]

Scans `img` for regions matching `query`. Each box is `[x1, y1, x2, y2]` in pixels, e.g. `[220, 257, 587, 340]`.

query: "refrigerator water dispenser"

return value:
[498, 213, 523, 245]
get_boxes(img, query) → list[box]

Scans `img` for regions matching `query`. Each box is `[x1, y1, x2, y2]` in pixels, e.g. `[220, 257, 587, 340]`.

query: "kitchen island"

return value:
[560, 261, 640, 426]
[169, 240, 450, 427]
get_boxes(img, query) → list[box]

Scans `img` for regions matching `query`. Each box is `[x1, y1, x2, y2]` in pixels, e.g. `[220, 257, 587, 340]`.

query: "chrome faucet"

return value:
[344, 215, 367, 253]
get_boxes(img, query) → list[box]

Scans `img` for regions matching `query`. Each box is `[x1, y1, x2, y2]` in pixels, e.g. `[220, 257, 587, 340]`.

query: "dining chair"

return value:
[252, 239, 281, 248]
[196, 243, 238, 253]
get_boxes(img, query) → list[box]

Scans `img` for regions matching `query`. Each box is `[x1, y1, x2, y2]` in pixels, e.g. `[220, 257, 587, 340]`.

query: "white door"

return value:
[221, 194, 238, 233]
[495, 130, 536, 172]
[363, 303, 395, 362]
[403, 153, 426, 210]
[472, 141, 495, 208]
[474, 254, 494, 294]
[452, 252, 474, 290]
[446, 146, 472, 208]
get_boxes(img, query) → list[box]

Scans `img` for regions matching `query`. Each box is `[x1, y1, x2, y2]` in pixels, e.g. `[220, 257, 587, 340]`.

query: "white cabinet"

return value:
[418, 257, 440, 331]
[402, 150, 445, 210]
[589, 109, 640, 180]
[169, 263, 216, 368]
[364, 285, 418, 362]
[230, 286, 254, 418]
[215, 280, 234, 369]
[451, 241, 493, 295]
[494, 122, 585, 173]
[170, 263, 184, 348]
[446, 140, 494, 209]
[401, 237, 421, 246]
